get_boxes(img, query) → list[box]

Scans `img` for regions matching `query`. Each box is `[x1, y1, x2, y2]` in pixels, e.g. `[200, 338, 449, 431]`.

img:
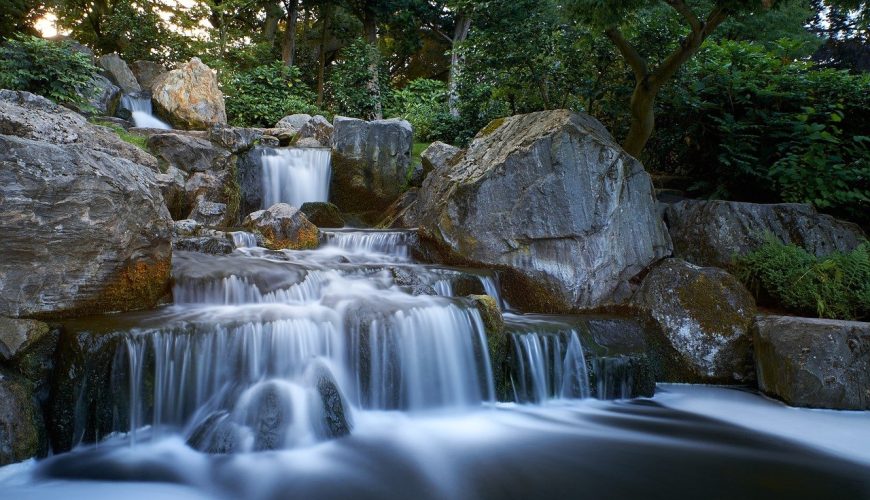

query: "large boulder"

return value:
[421, 141, 461, 180]
[130, 60, 168, 92]
[79, 74, 121, 116]
[300, 202, 344, 228]
[243, 203, 318, 251]
[208, 125, 262, 153]
[97, 53, 141, 94]
[377, 189, 419, 229]
[295, 115, 333, 145]
[152, 57, 227, 130]
[754, 315, 870, 410]
[631, 258, 756, 383]
[147, 132, 230, 173]
[0, 374, 46, 465]
[665, 200, 866, 269]
[330, 117, 413, 212]
[275, 114, 312, 133]
[417, 110, 672, 311]
[155, 165, 189, 219]
[187, 199, 227, 227]
[0, 90, 158, 170]
[0, 318, 50, 362]
[0, 135, 172, 318]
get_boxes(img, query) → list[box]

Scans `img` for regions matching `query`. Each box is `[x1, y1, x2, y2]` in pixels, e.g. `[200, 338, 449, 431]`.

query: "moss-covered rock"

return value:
[243, 203, 319, 250]
[301, 202, 345, 228]
[0, 372, 46, 465]
[470, 294, 510, 401]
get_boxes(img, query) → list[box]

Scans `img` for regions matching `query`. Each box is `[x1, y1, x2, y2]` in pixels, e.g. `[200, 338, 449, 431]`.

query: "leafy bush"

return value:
[386, 79, 459, 143]
[222, 61, 320, 127]
[0, 35, 99, 107]
[734, 237, 870, 321]
[327, 38, 391, 120]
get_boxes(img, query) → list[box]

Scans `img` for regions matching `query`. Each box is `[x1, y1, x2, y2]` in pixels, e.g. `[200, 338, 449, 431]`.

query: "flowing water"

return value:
[120, 93, 172, 130]
[259, 148, 332, 208]
[2, 179, 869, 498]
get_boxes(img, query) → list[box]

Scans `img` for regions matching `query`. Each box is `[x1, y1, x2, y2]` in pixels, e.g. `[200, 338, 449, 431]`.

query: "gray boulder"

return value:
[295, 137, 322, 148]
[417, 110, 672, 311]
[275, 113, 312, 133]
[0, 318, 50, 362]
[331, 117, 413, 212]
[188, 198, 227, 227]
[154, 165, 189, 219]
[130, 60, 168, 92]
[0, 374, 46, 465]
[296, 115, 333, 145]
[208, 125, 262, 153]
[378, 189, 419, 229]
[97, 53, 141, 94]
[174, 235, 234, 255]
[0, 90, 159, 170]
[147, 132, 230, 173]
[0, 135, 172, 318]
[754, 315, 870, 410]
[665, 200, 866, 268]
[243, 203, 319, 251]
[80, 74, 121, 116]
[632, 258, 756, 382]
[185, 170, 230, 208]
[421, 141, 461, 180]
[300, 202, 345, 228]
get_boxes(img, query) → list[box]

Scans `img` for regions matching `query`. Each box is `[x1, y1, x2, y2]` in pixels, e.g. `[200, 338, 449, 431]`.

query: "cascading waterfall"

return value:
[260, 148, 332, 208]
[320, 229, 414, 259]
[120, 93, 171, 130]
[231, 231, 258, 248]
[509, 329, 590, 403]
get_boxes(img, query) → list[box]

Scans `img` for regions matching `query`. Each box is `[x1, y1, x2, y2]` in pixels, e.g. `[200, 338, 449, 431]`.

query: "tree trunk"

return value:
[316, 7, 330, 107]
[363, 10, 382, 120]
[281, 0, 298, 66]
[264, 1, 282, 46]
[448, 13, 471, 117]
[623, 82, 656, 158]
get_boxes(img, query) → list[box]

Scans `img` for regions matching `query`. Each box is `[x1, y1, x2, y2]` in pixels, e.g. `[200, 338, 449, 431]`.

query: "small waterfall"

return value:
[173, 271, 330, 305]
[120, 93, 171, 129]
[260, 148, 331, 208]
[509, 329, 590, 403]
[320, 229, 414, 258]
[231, 231, 258, 248]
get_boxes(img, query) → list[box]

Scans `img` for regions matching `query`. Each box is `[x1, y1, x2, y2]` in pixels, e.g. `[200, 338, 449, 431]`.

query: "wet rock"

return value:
[208, 125, 262, 153]
[155, 165, 189, 220]
[0, 373, 46, 465]
[97, 53, 141, 94]
[0, 135, 172, 318]
[301, 202, 345, 228]
[187, 411, 238, 454]
[378, 189, 419, 229]
[236, 146, 269, 216]
[174, 235, 234, 255]
[420, 141, 461, 181]
[331, 117, 413, 212]
[243, 203, 319, 251]
[315, 374, 351, 438]
[185, 170, 230, 208]
[665, 200, 866, 269]
[295, 137, 322, 148]
[80, 75, 121, 116]
[296, 115, 333, 145]
[129, 60, 167, 92]
[417, 110, 672, 312]
[187, 198, 227, 227]
[754, 315, 870, 410]
[389, 267, 436, 295]
[275, 113, 312, 133]
[173, 219, 203, 237]
[0, 89, 159, 170]
[152, 57, 227, 129]
[470, 295, 510, 401]
[632, 258, 756, 383]
[0, 318, 50, 362]
[147, 132, 230, 173]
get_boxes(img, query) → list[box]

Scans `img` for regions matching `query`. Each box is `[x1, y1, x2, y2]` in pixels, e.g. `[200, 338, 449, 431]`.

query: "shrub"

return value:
[327, 38, 391, 120]
[734, 236, 870, 321]
[222, 61, 320, 128]
[0, 35, 99, 107]
[386, 79, 458, 143]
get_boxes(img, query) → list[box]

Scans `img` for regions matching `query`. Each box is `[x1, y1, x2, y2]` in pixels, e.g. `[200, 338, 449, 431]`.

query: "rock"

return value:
[174, 219, 203, 237]
[377, 189, 419, 229]
[187, 198, 227, 227]
[0, 374, 46, 465]
[421, 141, 461, 179]
[409, 163, 425, 188]
[155, 165, 189, 220]
[294, 137, 322, 148]
[0, 135, 172, 318]
[300, 202, 344, 228]
[97, 53, 141, 94]
[632, 258, 756, 383]
[665, 200, 866, 269]
[146, 132, 230, 173]
[470, 295, 510, 400]
[0, 318, 50, 361]
[313, 371, 351, 438]
[129, 60, 167, 92]
[0, 318, 58, 404]
[0, 90, 159, 171]
[185, 170, 230, 208]
[208, 125, 262, 153]
[417, 110, 672, 312]
[174, 235, 234, 255]
[754, 315, 870, 410]
[243, 203, 319, 251]
[152, 57, 227, 130]
[331, 117, 413, 212]
[79, 75, 121, 116]
[296, 115, 333, 145]
[275, 113, 312, 133]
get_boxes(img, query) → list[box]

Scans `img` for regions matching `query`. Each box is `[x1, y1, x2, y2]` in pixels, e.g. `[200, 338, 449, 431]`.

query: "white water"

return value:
[230, 231, 258, 248]
[120, 94, 171, 130]
[260, 148, 331, 208]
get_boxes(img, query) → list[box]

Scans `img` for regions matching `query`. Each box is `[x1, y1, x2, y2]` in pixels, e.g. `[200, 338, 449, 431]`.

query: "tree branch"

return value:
[665, 0, 701, 34]
[605, 27, 649, 83]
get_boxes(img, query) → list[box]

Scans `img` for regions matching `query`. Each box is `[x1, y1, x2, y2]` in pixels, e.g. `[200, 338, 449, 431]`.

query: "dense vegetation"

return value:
[0, 0, 867, 222]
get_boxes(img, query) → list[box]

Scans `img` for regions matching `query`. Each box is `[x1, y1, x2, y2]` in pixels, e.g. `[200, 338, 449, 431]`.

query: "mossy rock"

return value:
[0, 372, 47, 465]
[301, 202, 345, 228]
[469, 294, 510, 401]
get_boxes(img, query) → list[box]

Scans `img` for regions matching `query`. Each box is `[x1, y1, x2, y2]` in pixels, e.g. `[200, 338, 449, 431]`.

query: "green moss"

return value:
[91, 120, 150, 151]
[469, 294, 510, 401]
[477, 117, 506, 138]
[222, 156, 241, 227]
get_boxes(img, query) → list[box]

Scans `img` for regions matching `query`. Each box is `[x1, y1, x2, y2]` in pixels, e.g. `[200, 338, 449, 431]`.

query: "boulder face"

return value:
[146, 132, 230, 173]
[152, 58, 227, 130]
[330, 117, 413, 212]
[0, 375, 45, 466]
[300, 202, 345, 228]
[0, 135, 172, 318]
[130, 60, 168, 92]
[0, 318, 50, 361]
[243, 204, 319, 250]
[421, 141, 461, 180]
[665, 200, 866, 269]
[97, 53, 141, 94]
[417, 110, 672, 311]
[275, 114, 312, 133]
[0, 90, 158, 170]
[754, 315, 870, 410]
[81, 75, 121, 116]
[632, 258, 756, 383]
[296, 115, 333, 146]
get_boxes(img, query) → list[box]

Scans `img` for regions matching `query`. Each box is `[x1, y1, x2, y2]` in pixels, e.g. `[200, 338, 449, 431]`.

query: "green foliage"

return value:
[735, 236, 870, 320]
[386, 79, 458, 143]
[327, 38, 391, 120]
[92, 120, 150, 151]
[0, 35, 99, 107]
[222, 61, 321, 128]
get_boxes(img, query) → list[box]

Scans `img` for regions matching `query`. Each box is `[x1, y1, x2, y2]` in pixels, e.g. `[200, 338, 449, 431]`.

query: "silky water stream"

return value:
[2, 231, 869, 499]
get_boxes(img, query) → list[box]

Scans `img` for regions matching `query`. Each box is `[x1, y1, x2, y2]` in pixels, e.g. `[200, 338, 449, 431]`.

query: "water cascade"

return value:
[120, 93, 172, 130]
[260, 148, 332, 208]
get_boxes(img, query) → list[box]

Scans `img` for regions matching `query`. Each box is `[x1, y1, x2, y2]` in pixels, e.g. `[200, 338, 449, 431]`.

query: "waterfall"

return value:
[120, 93, 171, 130]
[320, 229, 414, 258]
[509, 329, 591, 403]
[231, 231, 258, 248]
[260, 148, 331, 209]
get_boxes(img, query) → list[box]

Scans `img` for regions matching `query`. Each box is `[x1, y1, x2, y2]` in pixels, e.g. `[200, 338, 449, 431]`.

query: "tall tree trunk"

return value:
[281, 0, 298, 66]
[316, 7, 331, 107]
[623, 81, 656, 158]
[363, 10, 382, 120]
[448, 13, 471, 117]
[264, 1, 282, 46]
